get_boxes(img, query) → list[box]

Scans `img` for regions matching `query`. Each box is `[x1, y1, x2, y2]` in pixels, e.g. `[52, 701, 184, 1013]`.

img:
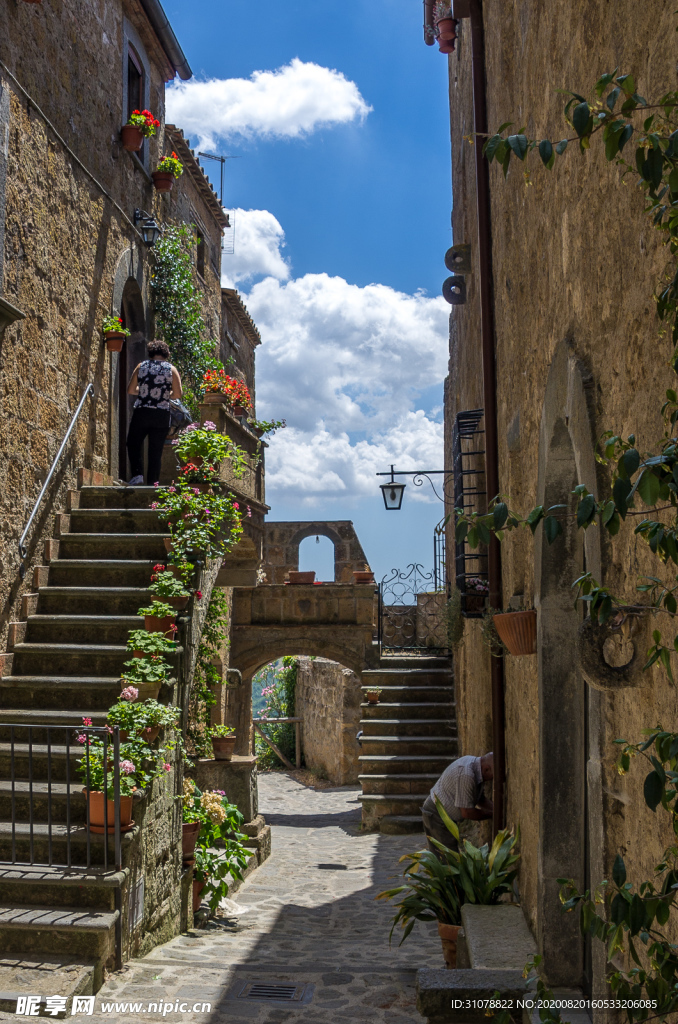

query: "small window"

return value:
[127, 46, 143, 121]
[196, 232, 206, 279]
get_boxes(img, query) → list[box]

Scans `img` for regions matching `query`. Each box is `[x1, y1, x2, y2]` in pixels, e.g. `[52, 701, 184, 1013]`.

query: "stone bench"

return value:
[417, 905, 536, 1023]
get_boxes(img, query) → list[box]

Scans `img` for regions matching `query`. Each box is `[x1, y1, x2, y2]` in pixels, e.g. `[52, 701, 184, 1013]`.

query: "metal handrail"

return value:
[18, 383, 94, 578]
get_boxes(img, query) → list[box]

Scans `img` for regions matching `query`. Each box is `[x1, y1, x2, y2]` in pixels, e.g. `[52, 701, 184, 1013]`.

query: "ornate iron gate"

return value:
[378, 563, 450, 654]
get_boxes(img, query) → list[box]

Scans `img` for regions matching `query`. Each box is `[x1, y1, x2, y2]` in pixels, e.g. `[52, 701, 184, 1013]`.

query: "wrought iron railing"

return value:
[2, 723, 123, 872]
[18, 383, 94, 578]
[453, 409, 488, 617]
[378, 563, 449, 653]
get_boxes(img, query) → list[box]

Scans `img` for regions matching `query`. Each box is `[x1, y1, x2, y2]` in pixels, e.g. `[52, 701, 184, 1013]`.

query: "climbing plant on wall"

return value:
[186, 588, 230, 758]
[151, 224, 222, 415]
[463, 68, 678, 1024]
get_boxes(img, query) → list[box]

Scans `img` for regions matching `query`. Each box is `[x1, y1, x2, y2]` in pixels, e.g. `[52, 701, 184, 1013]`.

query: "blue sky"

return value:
[164, 0, 452, 582]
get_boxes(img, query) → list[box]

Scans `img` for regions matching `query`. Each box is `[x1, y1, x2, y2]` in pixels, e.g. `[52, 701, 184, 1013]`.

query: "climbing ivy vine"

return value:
[151, 225, 221, 415]
[186, 588, 230, 757]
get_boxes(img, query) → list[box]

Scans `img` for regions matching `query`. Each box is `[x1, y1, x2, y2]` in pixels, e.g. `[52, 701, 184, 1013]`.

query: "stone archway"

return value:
[110, 248, 148, 479]
[535, 341, 602, 992]
[263, 521, 370, 583]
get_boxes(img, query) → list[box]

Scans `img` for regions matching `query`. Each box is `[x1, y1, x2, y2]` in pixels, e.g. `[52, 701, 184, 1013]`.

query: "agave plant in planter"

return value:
[121, 108, 160, 151]
[152, 151, 183, 192]
[102, 315, 130, 353]
[208, 724, 236, 761]
[149, 565, 192, 610]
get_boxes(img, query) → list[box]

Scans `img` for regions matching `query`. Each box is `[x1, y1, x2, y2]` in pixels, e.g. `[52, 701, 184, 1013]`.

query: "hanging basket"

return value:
[152, 171, 174, 193]
[104, 331, 126, 353]
[492, 610, 537, 656]
[120, 125, 143, 152]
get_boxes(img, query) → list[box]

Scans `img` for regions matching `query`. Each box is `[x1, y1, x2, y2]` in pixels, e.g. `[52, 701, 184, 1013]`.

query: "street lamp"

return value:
[379, 466, 406, 510]
[134, 209, 162, 247]
[376, 465, 454, 506]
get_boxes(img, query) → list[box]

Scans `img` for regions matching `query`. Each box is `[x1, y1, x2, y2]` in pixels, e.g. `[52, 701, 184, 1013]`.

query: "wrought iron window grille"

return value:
[453, 409, 488, 617]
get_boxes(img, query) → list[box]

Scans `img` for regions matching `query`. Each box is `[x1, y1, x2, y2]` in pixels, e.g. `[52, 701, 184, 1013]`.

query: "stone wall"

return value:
[295, 657, 362, 785]
[445, 0, 678, 992]
[263, 521, 370, 584]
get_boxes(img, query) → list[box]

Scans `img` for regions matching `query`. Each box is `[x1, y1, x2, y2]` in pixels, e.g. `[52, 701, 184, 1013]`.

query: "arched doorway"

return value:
[298, 534, 335, 581]
[535, 342, 602, 992]
[118, 279, 147, 479]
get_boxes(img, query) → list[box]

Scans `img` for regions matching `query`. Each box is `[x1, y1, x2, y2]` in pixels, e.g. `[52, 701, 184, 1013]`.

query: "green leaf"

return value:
[507, 134, 528, 160]
[455, 521, 469, 544]
[656, 899, 671, 926]
[637, 470, 661, 507]
[544, 516, 563, 545]
[555, 139, 568, 156]
[606, 86, 621, 110]
[602, 500, 617, 525]
[644, 770, 664, 812]
[538, 139, 554, 168]
[616, 73, 635, 96]
[477, 522, 492, 546]
[611, 892, 628, 925]
[612, 854, 627, 887]
[526, 506, 544, 534]
[613, 477, 632, 517]
[669, 167, 678, 194]
[572, 101, 591, 137]
[622, 448, 640, 477]
[629, 893, 646, 935]
[493, 502, 509, 529]
[483, 134, 503, 162]
[618, 123, 633, 152]
[577, 493, 596, 527]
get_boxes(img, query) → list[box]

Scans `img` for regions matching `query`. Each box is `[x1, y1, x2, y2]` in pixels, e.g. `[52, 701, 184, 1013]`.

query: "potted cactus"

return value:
[121, 108, 160, 151]
[102, 315, 130, 353]
[152, 152, 183, 192]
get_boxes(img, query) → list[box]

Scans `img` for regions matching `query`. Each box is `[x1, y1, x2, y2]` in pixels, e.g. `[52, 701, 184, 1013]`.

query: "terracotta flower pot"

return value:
[163, 537, 173, 553]
[288, 571, 315, 585]
[366, 692, 380, 704]
[139, 725, 161, 744]
[436, 16, 456, 39]
[165, 595, 189, 611]
[121, 681, 162, 702]
[353, 570, 375, 584]
[121, 125, 144, 151]
[212, 735, 236, 761]
[104, 331, 126, 353]
[492, 610, 537, 656]
[182, 821, 201, 863]
[143, 614, 175, 635]
[438, 922, 460, 968]
[201, 393, 228, 404]
[192, 878, 206, 912]
[84, 790, 134, 833]
[438, 36, 456, 53]
[181, 455, 204, 469]
[152, 171, 175, 192]
[167, 564, 185, 580]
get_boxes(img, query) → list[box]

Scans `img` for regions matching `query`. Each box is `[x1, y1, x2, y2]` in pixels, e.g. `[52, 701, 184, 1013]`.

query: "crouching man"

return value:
[421, 752, 494, 852]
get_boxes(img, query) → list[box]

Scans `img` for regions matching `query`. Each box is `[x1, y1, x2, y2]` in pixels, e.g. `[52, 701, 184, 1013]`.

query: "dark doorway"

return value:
[118, 280, 146, 480]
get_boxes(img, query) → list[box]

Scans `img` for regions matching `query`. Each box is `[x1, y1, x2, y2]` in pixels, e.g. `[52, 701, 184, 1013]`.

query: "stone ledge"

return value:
[416, 968, 528, 1024]
[461, 904, 536, 971]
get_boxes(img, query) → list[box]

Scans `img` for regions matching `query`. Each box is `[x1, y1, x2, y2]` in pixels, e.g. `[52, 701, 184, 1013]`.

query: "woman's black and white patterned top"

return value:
[134, 360, 173, 410]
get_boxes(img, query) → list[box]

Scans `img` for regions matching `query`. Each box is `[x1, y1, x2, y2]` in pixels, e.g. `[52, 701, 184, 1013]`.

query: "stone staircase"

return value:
[358, 656, 457, 833]
[0, 478, 170, 1006]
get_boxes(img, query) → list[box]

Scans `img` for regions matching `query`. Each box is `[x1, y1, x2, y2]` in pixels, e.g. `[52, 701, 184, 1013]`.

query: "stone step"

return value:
[359, 735, 458, 757]
[360, 718, 457, 738]
[378, 656, 451, 669]
[358, 773, 439, 795]
[0, 743, 107, 782]
[362, 685, 455, 702]
[37, 587, 151, 617]
[359, 754, 456, 774]
[0, 865, 124, 911]
[0, 820, 137, 868]
[359, 792, 427, 815]
[77, 486, 159, 510]
[48, 561, 157, 588]
[58, 534, 167, 562]
[12, 644, 130, 678]
[25, 617, 142, 646]
[0, 955, 98, 1016]
[0, 780, 90, 824]
[0, 678, 126, 713]
[378, 814, 425, 835]
[363, 669, 453, 687]
[0, 903, 118, 960]
[361, 702, 455, 720]
[0, 709, 108, 742]
[69, 508, 166, 534]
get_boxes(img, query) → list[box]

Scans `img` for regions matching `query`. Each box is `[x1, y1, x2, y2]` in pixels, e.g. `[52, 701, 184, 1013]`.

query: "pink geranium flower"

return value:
[121, 686, 139, 702]
[119, 760, 135, 775]
[164, 763, 171, 772]
[76, 734, 87, 745]
[82, 716, 92, 727]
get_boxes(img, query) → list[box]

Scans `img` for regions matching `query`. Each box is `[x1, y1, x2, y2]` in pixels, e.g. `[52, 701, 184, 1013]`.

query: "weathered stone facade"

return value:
[296, 657, 362, 785]
[445, 0, 678, 995]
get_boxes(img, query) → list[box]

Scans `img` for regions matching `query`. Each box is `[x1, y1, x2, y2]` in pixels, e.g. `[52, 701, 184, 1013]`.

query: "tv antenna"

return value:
[197, 151, 242, 206]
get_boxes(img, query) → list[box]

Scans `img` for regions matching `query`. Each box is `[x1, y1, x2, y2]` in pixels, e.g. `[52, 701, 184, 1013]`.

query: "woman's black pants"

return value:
[126, 407, 171, 484]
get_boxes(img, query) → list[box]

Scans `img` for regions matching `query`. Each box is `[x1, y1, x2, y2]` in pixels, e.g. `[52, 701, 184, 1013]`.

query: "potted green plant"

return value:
[181, 781, 249, 913]
[152, 485, 244, 564]
[121, 108, 160, 151]
[492, 606, 537, 655]
[209, 724, 236, 761]
[128, 628, 178, 660]
[464, 576, 489, 614]
[149, 565, 191, 610]
[137, 599, 176, 635]
[108, 697, 180, 744]
[77, 737, 139, 832]
[170, 423, 250, 478]
[102, 315, 130, 353]
[377, 797, 519, 968]
[120, 654, 169, 702]
[434, 0, 458, 51]
[152, 151, 183, 192]
[365, 686, 382, 704]
[200, 369, 252, 411]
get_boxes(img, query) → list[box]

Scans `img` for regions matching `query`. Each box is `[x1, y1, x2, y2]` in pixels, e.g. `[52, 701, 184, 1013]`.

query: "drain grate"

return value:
[237, 981, 312, 1004]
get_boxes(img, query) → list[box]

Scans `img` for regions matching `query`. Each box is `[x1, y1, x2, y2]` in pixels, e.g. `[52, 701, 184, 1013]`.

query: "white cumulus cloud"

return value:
[221, 209, 289, 287]
[166, 58, 372, 148]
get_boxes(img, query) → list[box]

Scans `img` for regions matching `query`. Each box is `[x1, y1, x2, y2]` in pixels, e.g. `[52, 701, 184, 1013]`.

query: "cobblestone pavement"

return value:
[88, 773, 442, 1022]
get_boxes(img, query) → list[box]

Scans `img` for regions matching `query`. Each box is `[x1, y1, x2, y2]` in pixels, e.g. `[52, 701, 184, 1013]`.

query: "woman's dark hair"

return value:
[147, 339, 170, 360]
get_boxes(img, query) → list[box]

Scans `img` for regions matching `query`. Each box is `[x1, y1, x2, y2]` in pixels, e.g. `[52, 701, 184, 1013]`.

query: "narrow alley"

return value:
[84, 774, 440, 1022]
